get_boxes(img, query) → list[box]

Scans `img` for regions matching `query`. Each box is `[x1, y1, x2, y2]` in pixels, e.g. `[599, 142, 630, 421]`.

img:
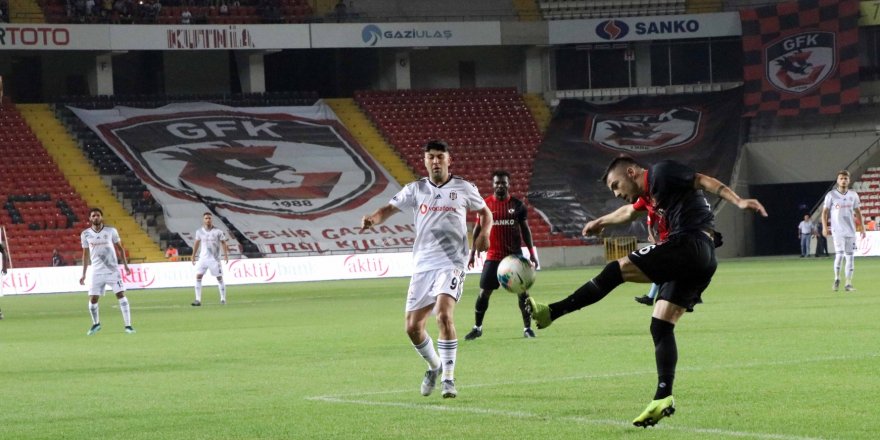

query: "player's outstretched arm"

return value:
[582, 204, 641, 236]
[361, 204, 400, 230]
[694, 173, 768, 217]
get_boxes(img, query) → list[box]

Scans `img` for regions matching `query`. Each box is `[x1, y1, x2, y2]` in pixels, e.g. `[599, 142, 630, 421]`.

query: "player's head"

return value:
[423, 140, 451, 184]
[492, 170, 511, 198]
[602, 155, 645, 203]
[836, 170, 850, 190]
[203, 212, 213, 228]
[88, 208, 104, 226]
[804, 214, 810, 221]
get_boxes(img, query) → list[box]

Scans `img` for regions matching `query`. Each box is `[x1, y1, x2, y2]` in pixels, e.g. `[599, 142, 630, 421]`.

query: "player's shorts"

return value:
[89, 272, 125, 296]
[406, 267, 466, 312]
[627, 232, 717, 311]
[832, 235, 856, 254]
[195, 259, 224, 277]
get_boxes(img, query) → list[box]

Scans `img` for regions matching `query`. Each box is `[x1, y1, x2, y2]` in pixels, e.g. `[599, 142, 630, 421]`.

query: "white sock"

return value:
[218, 278, 226, 302]
[413, 334, 441, 370]
[118, 297, 131, 326]
[833, 252, 843, 279]
[437, 339, 458, 381]
[844, 254, 854, 283]
[195, 280, 203, 302]
[88, 302, 99, 325]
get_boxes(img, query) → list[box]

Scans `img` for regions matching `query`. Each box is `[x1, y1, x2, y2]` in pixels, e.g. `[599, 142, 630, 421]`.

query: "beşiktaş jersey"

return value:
[389, 176, 486, 273]
[823, 189, 860, 237]
[81, 226, 121, 275]
[195, 227, 229, 261]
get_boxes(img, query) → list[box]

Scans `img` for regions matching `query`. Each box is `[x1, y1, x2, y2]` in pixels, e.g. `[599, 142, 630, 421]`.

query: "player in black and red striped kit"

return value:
[465, 170, 539, 340]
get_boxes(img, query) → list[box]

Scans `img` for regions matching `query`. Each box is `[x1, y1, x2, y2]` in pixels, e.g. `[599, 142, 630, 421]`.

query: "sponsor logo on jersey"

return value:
[765, 31, 836, 94]
[586, 107, 703, 152]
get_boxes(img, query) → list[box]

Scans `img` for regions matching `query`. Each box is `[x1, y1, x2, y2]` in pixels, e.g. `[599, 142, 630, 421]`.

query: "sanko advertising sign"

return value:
[549, 12, 742, 44]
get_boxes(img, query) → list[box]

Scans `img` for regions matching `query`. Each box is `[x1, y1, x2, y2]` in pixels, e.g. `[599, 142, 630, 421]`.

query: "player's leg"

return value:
[518, 292, 535, 337]
[635, 283, 658, 306]
[193, 261, 207, 305]
[114, 285, 135, 333]
[433, 268, 464, 398]
[467, 261, 499, 340]
[212, 261, 227, 304]
[832, 237, 845, 291]
[86, 276, 103, 335]
[844, 237, 855, 290]
[405, 272, 442, 396]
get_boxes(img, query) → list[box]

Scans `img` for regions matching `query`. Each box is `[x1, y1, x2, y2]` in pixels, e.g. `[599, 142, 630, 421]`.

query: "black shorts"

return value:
[628, 232, 718, 311]
[480, 260, 501, 290]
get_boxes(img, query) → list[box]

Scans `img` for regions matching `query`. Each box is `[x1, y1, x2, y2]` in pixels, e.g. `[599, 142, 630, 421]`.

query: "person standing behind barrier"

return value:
[821, 170, 865, 291]
[814, 219, 829, 257]
[797, 214, 815, 258]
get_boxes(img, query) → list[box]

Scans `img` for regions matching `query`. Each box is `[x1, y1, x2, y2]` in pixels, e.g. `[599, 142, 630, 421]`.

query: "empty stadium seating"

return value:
[538, 0, 686, 20]
[39, 0, 314, 25]
[855, 166, 880, 221]
[356, 87, 584, 247]
[0, 98, 92, 267]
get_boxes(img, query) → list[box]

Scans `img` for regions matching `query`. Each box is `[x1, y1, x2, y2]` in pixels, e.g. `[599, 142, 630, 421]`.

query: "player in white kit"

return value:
[361, 140, 492, 399]
[191, 212, 230, 306]
[821, 170, 866, 292]
[79, 208, 134, 335]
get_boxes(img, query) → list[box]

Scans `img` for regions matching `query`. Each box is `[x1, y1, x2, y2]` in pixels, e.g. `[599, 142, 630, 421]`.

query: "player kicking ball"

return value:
[527, 156, 766, 427]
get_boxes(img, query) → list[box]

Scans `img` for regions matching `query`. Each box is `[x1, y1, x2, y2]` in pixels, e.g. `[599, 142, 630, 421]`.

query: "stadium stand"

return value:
[38, 0, 314, 25]
[749, 100, 880, 141]
[855, 166, 880, 220]
[355, 87, 582, 247]
[538, 0, 686, 20]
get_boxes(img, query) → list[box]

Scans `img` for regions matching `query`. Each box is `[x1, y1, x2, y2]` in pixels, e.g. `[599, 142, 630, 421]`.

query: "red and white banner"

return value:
[71, 102, 415, 255]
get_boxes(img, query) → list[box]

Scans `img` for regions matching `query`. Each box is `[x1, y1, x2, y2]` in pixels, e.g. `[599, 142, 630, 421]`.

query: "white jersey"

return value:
[81, 226, 122, 275]
[389, 176, 486, 273]
[195, 227, 228, 261]
[823, 189, 860, 237]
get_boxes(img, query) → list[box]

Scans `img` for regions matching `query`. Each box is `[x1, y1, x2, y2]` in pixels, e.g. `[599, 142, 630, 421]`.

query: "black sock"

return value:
[549, 261, 624, 321]
[651, 317, 677, 399]
[474, 290, 491, 327]
[518, 293, 531, 328]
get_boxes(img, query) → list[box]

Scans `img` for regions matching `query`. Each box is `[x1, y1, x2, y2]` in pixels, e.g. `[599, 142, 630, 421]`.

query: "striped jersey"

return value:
[81, 225, 122, 275]
[479, 194, 527, 261]
[823, 189, 860, 237]
[389, 176, 486, 273]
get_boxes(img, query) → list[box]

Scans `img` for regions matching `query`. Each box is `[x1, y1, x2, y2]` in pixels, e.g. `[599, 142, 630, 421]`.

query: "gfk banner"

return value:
[740, 0, 860, 117]
[71, 102, 415, 255]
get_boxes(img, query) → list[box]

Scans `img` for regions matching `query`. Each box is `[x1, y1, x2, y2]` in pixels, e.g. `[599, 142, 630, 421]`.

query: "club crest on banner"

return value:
[98, 112, 387, 218]
[765, 31, 836, 94]
[586, 107, 703, 153]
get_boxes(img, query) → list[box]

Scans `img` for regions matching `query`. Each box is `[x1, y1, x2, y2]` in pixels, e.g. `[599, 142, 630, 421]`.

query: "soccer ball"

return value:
[496, 255, 536, 294]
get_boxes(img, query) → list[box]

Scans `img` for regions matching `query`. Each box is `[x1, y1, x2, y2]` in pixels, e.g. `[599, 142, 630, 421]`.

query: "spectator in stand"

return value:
[52, 248, 66, 267]
[797, 214, 815, 258]
[219, 1, 229, 15]
[0, 1, 7, 23]
[180, 7, 192, 23]
[165, 245, 179, 262]
[814, 219, 829, 257]
[866, 216, 876, 232]
[334, 0, 347, 22]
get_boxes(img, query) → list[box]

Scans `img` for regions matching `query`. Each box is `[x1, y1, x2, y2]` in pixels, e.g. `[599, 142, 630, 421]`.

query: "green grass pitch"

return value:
[0, 257, 877, 439]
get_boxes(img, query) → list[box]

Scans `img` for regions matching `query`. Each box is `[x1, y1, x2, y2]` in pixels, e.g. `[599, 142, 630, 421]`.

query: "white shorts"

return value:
[89, 272, 125, 296]
[405, 268, 466, 312]
[833, 236, 856, 254]
[195, 259, 224, 277]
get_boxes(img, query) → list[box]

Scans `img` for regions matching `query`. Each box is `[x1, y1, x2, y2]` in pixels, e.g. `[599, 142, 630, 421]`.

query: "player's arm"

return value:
[0, 244, 6, 275]
[518, 217, 538, 268]
[222, 239, 230, 263]
[114, 240, 131, 275]
[468, 219, 483, 269]
[694, 173, 768, 216]
[191, 239, 201, 265]
[473, 205, 492, 252]
[80, 248, 90, 285]
[854, 207, 866, 238]
[582, 203, 643, 236]
[647, 223, 657, 244]
[821, 207, 830, 237]
[361, 204, 400, 229]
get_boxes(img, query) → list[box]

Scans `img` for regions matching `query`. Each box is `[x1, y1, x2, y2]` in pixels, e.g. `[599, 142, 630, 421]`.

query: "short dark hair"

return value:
[424, 140, 449, 153]
[203, 212, 212, 217]
[89, 208, 103, 216]
[837, 170, 850, 178]
[601, 155, 641, 184]
[492, 170, 510, 180]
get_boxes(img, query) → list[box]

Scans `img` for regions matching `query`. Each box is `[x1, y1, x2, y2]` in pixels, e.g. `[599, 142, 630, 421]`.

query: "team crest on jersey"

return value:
[450, 191, 457, 200]
[765, 32, 836, 94]
[586, 107, 703, 153]
[508, 208, 515, 214]
[96, 111, 388, 219]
